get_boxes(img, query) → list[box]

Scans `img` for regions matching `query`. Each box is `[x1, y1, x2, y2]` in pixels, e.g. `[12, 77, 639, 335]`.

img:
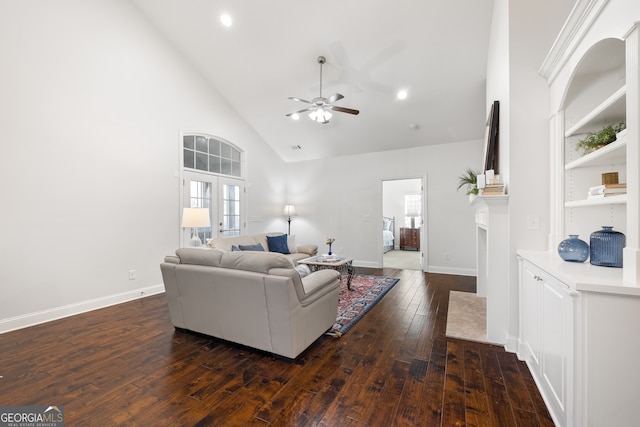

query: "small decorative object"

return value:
[326, 237, 335, 255]
[575, 122, 626, 155]
[457, 168, 480, 196]
[590, 226, 625, 268]
[557, 235, 589, 263]
[602, 172, 619, 185]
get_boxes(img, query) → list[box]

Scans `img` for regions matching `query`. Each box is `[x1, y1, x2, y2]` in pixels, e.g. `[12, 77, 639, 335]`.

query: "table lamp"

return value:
[181, 207, 211, 247]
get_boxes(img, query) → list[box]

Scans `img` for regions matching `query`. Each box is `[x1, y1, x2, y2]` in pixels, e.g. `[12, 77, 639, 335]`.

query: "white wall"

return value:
[285, 140, 484, 275]
[485, 0, 578, 347]
[0, 0, 286, 332]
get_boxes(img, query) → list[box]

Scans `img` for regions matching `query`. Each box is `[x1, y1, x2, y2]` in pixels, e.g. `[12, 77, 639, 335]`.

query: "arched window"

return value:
[183, 134, 242, 178]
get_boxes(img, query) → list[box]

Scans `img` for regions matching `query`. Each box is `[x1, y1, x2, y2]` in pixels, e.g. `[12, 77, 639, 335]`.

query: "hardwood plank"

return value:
[463, 346, 491, 427]
[442, 341, 467, 427]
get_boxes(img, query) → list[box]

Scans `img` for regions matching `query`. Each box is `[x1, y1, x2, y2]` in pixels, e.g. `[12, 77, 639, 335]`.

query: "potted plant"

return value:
[576, 122, 626, 155]
[457, 168, 480, 200]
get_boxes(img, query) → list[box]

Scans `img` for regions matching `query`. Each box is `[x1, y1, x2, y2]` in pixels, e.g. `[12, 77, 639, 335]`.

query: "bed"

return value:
[383, 216, 395, 253]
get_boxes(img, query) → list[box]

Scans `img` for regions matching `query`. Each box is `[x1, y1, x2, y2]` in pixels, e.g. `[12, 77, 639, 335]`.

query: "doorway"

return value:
[382, 177, 425, 271]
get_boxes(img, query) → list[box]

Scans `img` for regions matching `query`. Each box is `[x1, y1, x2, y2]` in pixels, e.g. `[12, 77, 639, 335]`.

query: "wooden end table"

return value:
[298, 255, 355, 290]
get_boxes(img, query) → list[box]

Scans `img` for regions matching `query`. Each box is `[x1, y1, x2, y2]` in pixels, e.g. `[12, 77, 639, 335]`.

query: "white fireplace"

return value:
[472, 195, 509, 344]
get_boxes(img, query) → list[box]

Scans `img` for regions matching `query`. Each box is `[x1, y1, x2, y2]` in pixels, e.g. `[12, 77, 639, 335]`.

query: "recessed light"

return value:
[220, 13, 233, 27]
[396, 89, 408, 100]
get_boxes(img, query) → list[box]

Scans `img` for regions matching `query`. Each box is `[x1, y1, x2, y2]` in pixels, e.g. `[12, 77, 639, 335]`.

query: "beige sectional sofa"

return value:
[206, 232, 317, 264]
[160, 247, 340, 359]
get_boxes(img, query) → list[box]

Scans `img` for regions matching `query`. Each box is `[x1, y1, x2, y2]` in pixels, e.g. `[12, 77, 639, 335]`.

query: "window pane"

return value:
[209, 138, 220, 156]
[196, 152, 208, 171]
[221, 142, 232, 159]
[231, 148, 241, 161]
[231, 160, 241, 177]
[221, 158, 232, 175]
[183, 135, 194, 150]
[196, 136, 208, 153]
[209, 155, 220, 173]
[183, 149, 194, 169]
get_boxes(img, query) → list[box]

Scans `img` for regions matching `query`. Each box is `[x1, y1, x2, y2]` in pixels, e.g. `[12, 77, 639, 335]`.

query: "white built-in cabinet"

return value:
[517, 1, 640, 426]
[518, 253, 640, 427]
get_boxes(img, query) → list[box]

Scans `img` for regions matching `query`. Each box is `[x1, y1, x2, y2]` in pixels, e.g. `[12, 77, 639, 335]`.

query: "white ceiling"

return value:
[132, 0, 494, 162]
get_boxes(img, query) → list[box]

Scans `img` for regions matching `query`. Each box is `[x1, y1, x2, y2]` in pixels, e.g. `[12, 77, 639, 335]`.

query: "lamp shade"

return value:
[283, 204, 297, 217]
[406, 209, 420, 217]
[181, 208, 211, 228]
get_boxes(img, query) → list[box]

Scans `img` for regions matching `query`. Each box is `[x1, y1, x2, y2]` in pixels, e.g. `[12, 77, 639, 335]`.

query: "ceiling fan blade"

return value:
[326, 93, 344, 104]
[288, 96, 312, 104]
[331, 106, 360, 115]
[286, 108, 312, 117]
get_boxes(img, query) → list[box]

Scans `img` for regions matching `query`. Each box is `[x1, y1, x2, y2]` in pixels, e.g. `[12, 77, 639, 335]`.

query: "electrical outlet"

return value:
[128, 270, 137, 280]
[444, 253, 450, 260]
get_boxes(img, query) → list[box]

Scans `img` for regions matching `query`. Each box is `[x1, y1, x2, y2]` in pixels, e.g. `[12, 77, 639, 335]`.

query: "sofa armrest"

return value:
[299, 269, 340, 306]
[297, 244, 318, 256]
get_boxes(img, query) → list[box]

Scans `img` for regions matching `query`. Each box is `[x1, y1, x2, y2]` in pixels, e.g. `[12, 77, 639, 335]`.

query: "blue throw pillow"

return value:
[238, 243, 265, 251]
[266, 234, 290, 254]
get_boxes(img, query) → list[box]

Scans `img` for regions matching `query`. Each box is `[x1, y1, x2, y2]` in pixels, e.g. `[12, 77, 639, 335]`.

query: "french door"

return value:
[182, 170, 244, 247]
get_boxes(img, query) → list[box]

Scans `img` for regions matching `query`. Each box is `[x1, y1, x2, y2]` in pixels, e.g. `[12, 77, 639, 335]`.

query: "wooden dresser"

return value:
[399, 228, 420, 251]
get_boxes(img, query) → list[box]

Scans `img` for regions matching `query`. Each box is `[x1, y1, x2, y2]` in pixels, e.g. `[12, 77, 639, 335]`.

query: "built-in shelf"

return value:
[565, 193, 627, 208]
[564, 85, 626, 137]
[564, 132, 627, 170]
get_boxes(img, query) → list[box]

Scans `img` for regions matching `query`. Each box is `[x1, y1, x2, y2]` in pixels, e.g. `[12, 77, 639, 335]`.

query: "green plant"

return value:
[457, 168, 480, 195]
[576, 122, 626, 155]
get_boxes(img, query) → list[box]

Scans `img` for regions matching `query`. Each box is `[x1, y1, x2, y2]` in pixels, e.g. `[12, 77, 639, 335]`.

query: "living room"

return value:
[3, 0, 640, 425]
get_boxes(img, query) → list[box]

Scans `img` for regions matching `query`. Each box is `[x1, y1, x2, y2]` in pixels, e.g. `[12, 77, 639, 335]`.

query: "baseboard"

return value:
[0, 284, 165, 334]
[504, 334, 520, 354]
[427, 265, 476, 276]
[353, 260, 379, 269]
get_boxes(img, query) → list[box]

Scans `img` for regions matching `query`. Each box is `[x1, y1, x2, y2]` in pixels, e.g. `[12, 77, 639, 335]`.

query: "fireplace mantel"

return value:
[471, 195, 509, 344]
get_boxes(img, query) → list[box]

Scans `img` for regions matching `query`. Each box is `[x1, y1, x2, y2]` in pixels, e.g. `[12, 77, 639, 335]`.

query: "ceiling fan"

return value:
[286, 56, 360, 124]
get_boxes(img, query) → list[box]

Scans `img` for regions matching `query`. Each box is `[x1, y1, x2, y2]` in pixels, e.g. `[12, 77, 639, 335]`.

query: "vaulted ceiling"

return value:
[132, 0, 494, 162]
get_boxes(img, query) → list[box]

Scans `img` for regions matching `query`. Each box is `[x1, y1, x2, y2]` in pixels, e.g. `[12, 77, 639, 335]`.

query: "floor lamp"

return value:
[181, 207, 211, 247]
[283, 204, 296, 235]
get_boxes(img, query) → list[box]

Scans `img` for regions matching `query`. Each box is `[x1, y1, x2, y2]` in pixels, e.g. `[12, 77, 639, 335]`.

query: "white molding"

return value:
[427, 266, 476, 276]
[539, 0, 610, 84]
[0, 284, 165, 334]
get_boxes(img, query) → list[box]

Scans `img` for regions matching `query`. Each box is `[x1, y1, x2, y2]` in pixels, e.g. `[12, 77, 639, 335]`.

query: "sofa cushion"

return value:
[175, 248, 224, 266]
[219, 251, 294, 274]
[238, 243, 265, 251]
[266, 234, 290, 254]
[288, 235, 298, 253]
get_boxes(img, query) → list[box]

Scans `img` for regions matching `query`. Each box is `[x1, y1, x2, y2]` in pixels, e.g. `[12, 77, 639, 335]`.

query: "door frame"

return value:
[380, 175, 428, 271]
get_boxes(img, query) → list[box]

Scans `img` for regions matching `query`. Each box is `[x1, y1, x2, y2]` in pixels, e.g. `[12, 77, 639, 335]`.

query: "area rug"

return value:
[326, 275, 399, 337]
[445, 290, 489, 343]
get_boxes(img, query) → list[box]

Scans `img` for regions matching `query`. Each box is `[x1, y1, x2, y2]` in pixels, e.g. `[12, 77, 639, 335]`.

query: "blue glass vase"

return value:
[590, 226, 625, 268]
[557, 235, 589, 263]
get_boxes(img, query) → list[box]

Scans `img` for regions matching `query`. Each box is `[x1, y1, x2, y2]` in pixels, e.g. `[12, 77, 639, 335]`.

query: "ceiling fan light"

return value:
[308, 110, 317, 121]
[291, 113, 299, 120]
[324, 109, 333, 120]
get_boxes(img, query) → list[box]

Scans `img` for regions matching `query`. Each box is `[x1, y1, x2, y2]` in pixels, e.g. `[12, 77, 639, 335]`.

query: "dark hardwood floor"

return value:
[0, 268, 554, 426]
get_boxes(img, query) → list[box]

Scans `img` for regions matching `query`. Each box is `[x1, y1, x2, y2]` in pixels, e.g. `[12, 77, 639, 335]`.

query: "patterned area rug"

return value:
[327, 274, 399, 337]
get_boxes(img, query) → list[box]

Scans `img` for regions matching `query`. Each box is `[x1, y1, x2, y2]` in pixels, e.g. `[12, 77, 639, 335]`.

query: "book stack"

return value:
[587, 183, 626, 199]
[481, 184, 505, 196]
